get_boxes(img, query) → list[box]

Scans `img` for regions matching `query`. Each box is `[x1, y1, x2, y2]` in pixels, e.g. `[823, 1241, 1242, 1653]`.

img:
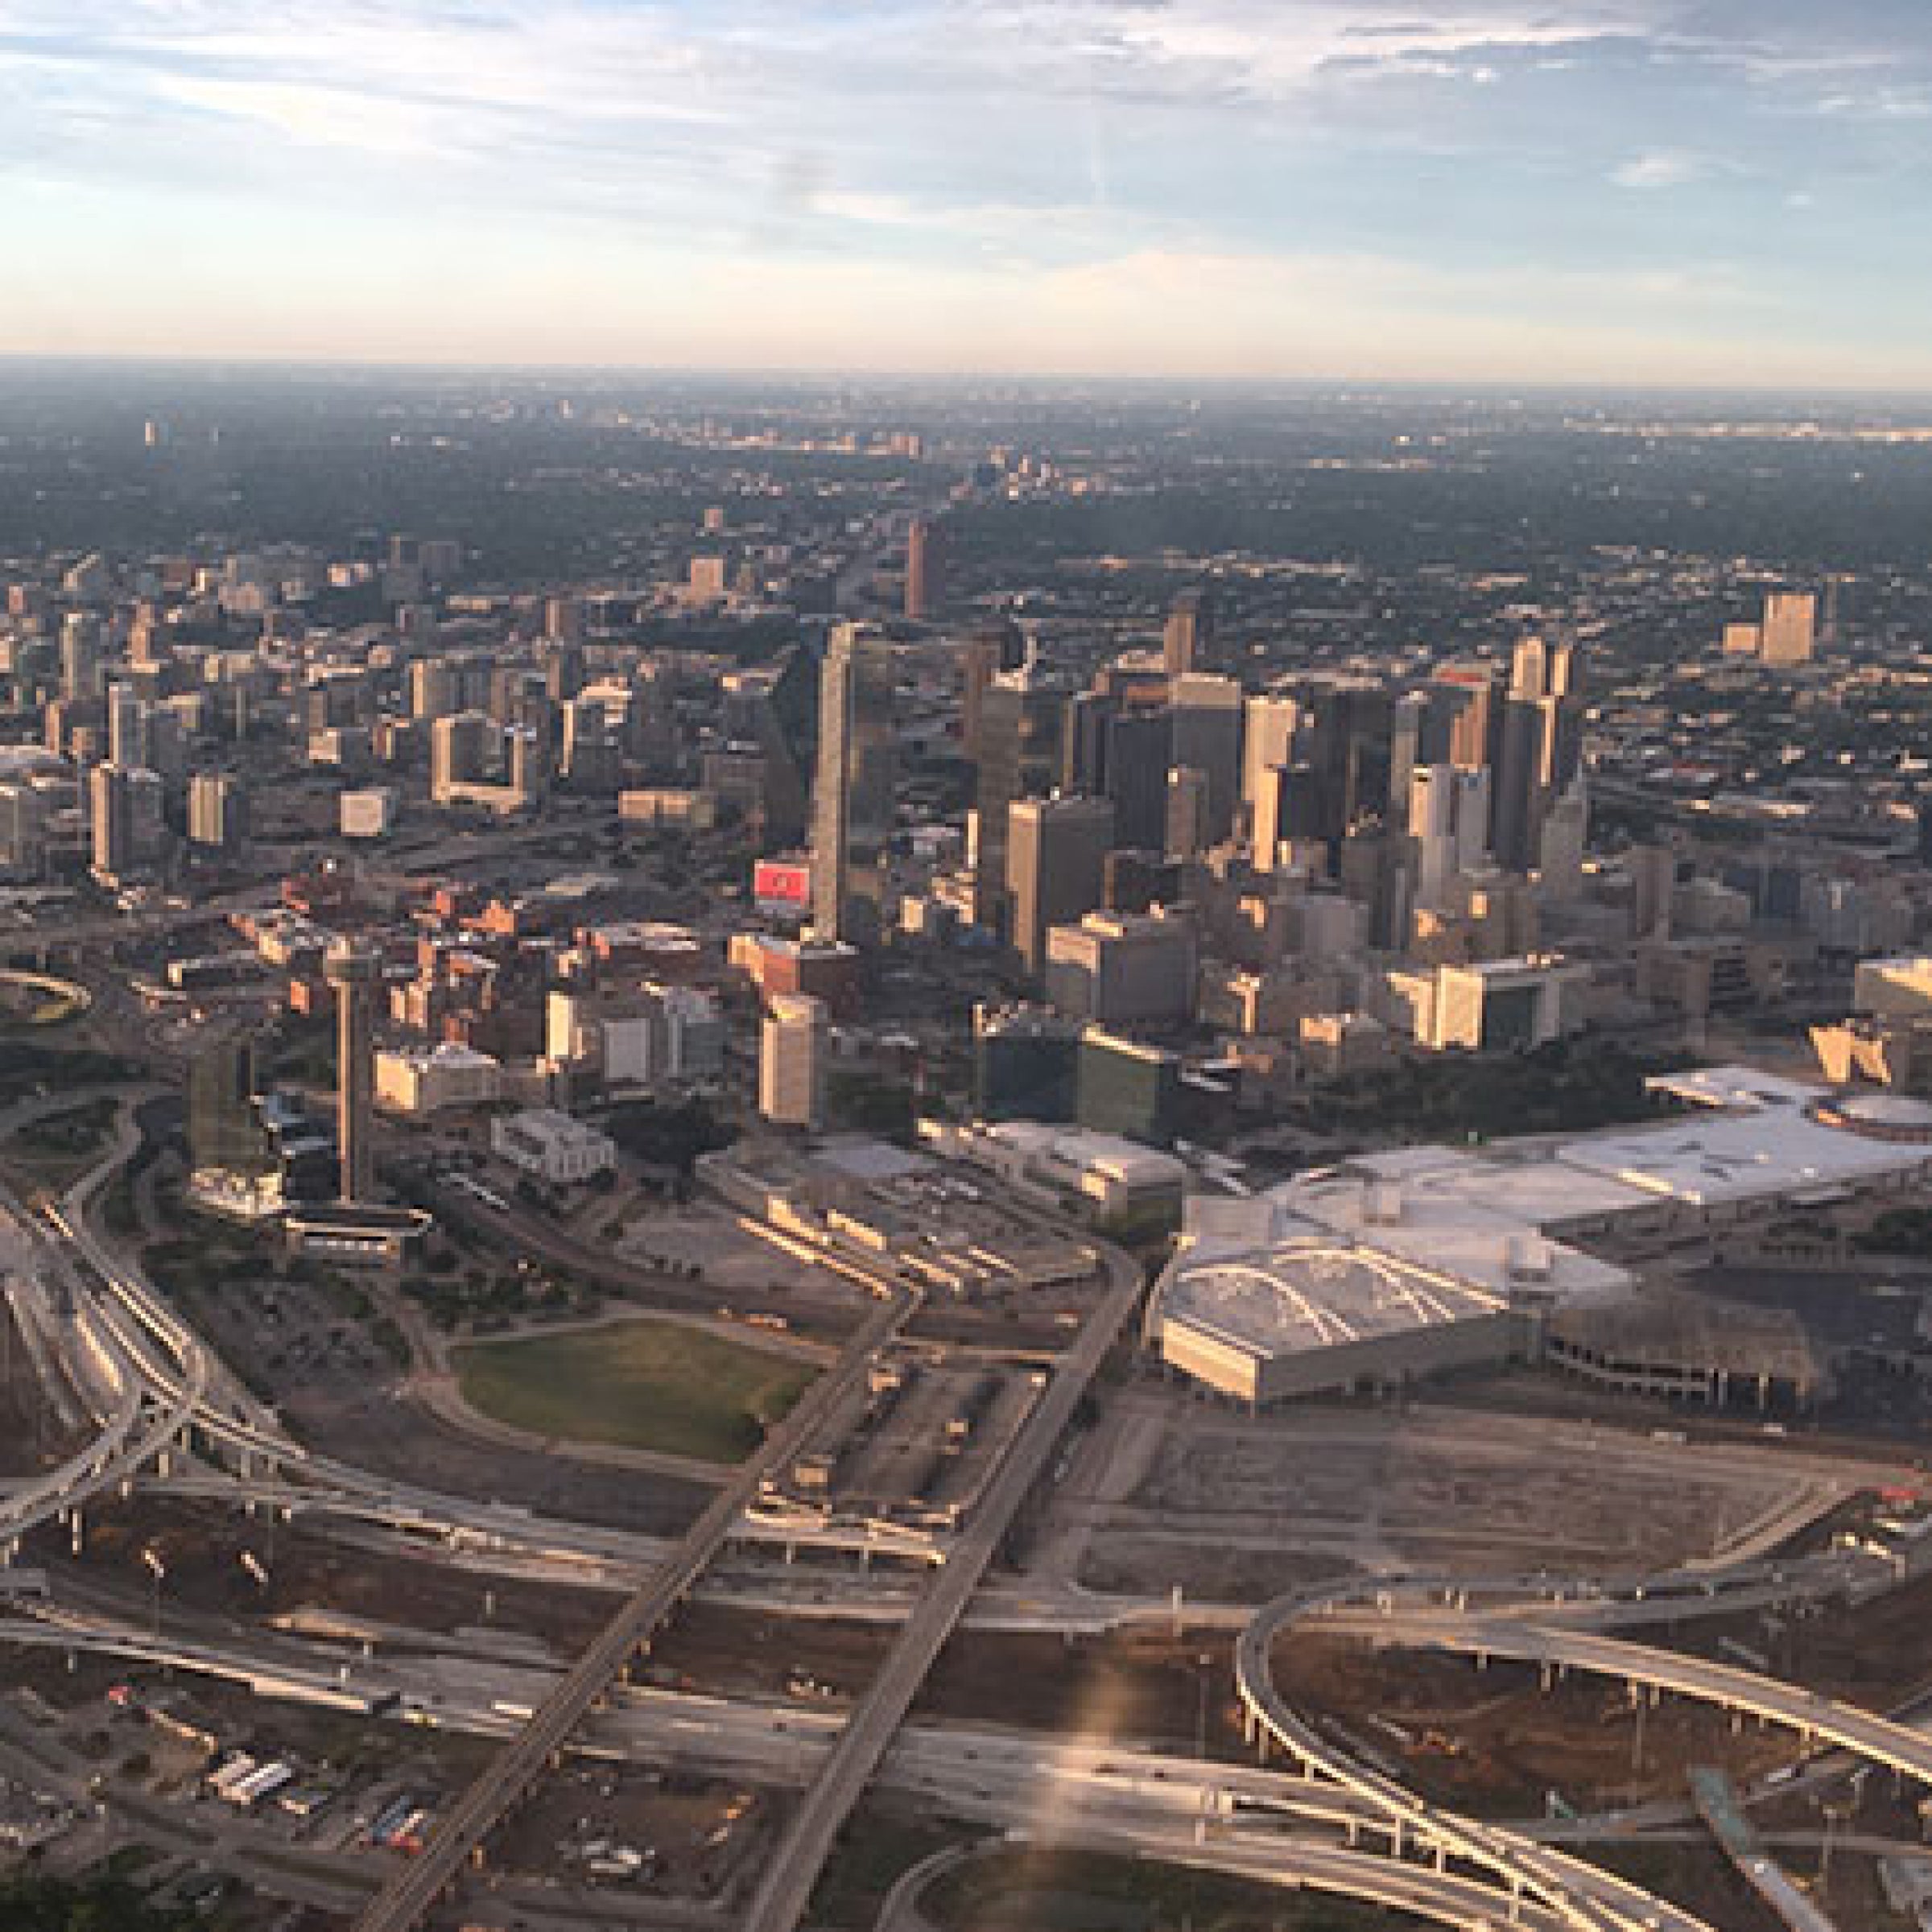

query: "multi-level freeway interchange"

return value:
[4, 1105, 1932, 1932]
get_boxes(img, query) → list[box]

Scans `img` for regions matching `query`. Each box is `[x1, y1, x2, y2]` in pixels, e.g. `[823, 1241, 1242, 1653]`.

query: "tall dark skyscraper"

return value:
[960, 617, 1024, 762]
[972, 662, 1067, 932]
[1060, 689, 1117, 796]
[1167, 672, 1243, 844]
[1492, 635, 1583, 873]
[1104, 708, 1172, 853]
[1294, 681, 1396, 851]
[186, 1031, 275, 1182]
[812, 621, 897, 946]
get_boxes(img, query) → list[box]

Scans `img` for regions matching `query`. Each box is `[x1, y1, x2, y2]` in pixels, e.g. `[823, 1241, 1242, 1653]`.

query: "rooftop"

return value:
[1160, 1232, 1511, 1365]
[1554, 1104, 1928, 1207]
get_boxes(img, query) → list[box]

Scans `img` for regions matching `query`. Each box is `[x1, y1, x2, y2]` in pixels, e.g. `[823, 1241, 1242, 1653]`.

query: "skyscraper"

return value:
[959, 617, 1024, 761]
[324, 938, 382, 1203]
[1761, 591, 1817, 668]
[1295, 681, 1397, 849]
[187, 771, 247, 852]
[724, 647, 819, 848]
[89, 762, 164, 886]
[60, 612, 102, 703]
[1492, 636, 1583, 873]
[1008, 794, 1114, 972]
[1104, 708, 1172, 853]
[972, 660, 1066, 932]
[760, 994, 828, 1129]
[1164, 766, 1211, 860]
[1162, 587, 1212, 678]
[187, 1031, 276, 1185]
[1408, 763, 1492, 910]
[1241, 696, 1298, 835]
[1430, 663, 1506, 773]
[0, 783, 47, 880]
[811, 622, 897, 946]
[1168, 672, 1244, 843]
[1537, 779, 1589, 905]
[107, 684, 151, 770]
[904, 516, 943, 621]
[560, 696, 620, 794]
[429, 711, 492, 803]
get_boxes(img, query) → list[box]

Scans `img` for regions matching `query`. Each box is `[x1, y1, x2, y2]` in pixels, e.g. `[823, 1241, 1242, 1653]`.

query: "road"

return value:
[738, 1239, 1146, 1932]
[9, 1092, 1913, 1932]
[1368, 1606, 1932, 1789]
[1233, 1534, 1930, 1932]
[1236, 1578, 1719, 1932]
[11, 1531, 1929, 1932]
[349, 1286, 913, 1932]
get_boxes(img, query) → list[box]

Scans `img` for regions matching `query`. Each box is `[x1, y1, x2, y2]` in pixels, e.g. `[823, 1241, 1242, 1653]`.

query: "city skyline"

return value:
[6, 0, 1932, 384]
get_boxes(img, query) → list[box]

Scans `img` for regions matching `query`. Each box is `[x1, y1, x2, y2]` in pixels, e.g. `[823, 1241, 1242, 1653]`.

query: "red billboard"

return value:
[753, 860, 811, 910]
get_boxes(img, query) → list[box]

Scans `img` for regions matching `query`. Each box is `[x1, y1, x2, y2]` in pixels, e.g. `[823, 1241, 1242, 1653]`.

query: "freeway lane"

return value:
[349, 1285, 913, 1932]
[740, 1241, 1146, 1932]
[1236, 1583, 1716, 1932]
[1373, 1608, 1932, 1790]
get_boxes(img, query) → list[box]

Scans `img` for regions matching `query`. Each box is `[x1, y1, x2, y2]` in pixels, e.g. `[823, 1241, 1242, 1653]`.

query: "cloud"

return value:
[2, 0, 1930, 378]
[1609, 151, 1711, 189]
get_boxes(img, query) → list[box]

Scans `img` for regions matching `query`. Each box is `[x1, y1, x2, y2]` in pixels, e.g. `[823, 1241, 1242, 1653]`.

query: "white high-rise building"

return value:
[1408, 763, 1491, 910]
[1241, 695, 1298, 848]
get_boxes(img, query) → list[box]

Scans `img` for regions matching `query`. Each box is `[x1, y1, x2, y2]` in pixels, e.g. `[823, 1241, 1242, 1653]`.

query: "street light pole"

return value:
[141, 1546, 166, 1645]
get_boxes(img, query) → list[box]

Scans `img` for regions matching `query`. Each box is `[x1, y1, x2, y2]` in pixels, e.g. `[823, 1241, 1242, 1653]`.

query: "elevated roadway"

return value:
[1237, 1580, 1718, 1932]
[1355, 1605, 1932, 1789]
[349, 1286, 914, 1932]
[1236, 1538, 1930, 1932]
[739, 1241, 1146, 1932]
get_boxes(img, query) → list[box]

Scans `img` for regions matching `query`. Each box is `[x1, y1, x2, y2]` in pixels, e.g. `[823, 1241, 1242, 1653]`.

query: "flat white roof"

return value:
[1279, 1165, 1633, 1301]
[816, 1137, 930, 1183]
[1645, 1064, 1825, 1114]
[500, 1107, 611, 1147]
[1554, 1108, 1931, 1208]
[379, 1042, 498, 1068]
[1169, 1060, 1932, 1380]
[985, 1121, 1184, 1187]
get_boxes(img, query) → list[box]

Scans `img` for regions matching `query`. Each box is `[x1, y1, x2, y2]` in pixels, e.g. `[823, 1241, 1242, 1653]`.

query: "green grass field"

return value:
[453, 1318, 814, 1464]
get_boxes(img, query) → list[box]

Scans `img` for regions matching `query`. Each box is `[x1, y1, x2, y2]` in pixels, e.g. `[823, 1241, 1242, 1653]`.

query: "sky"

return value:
[4, 0, 1932, 384]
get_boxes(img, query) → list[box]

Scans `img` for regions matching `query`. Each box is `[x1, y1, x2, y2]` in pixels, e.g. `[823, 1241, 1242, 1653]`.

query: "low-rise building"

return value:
[935, 1119, 1185, 1232]
[374, 1042, 502, 1115]
[340, 786, 400, 840]
[1146, 1065, 1932, 1407]
[1423, 955, 1588, 1051]
[1855, 955, 1932, 1020]
[490, 1107, 617, 1184]
[1043, 910, 1196, 1026]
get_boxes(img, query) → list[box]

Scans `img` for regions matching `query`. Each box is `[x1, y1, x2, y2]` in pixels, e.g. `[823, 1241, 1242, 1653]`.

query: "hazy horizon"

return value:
[7, 354, 1932, 407]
